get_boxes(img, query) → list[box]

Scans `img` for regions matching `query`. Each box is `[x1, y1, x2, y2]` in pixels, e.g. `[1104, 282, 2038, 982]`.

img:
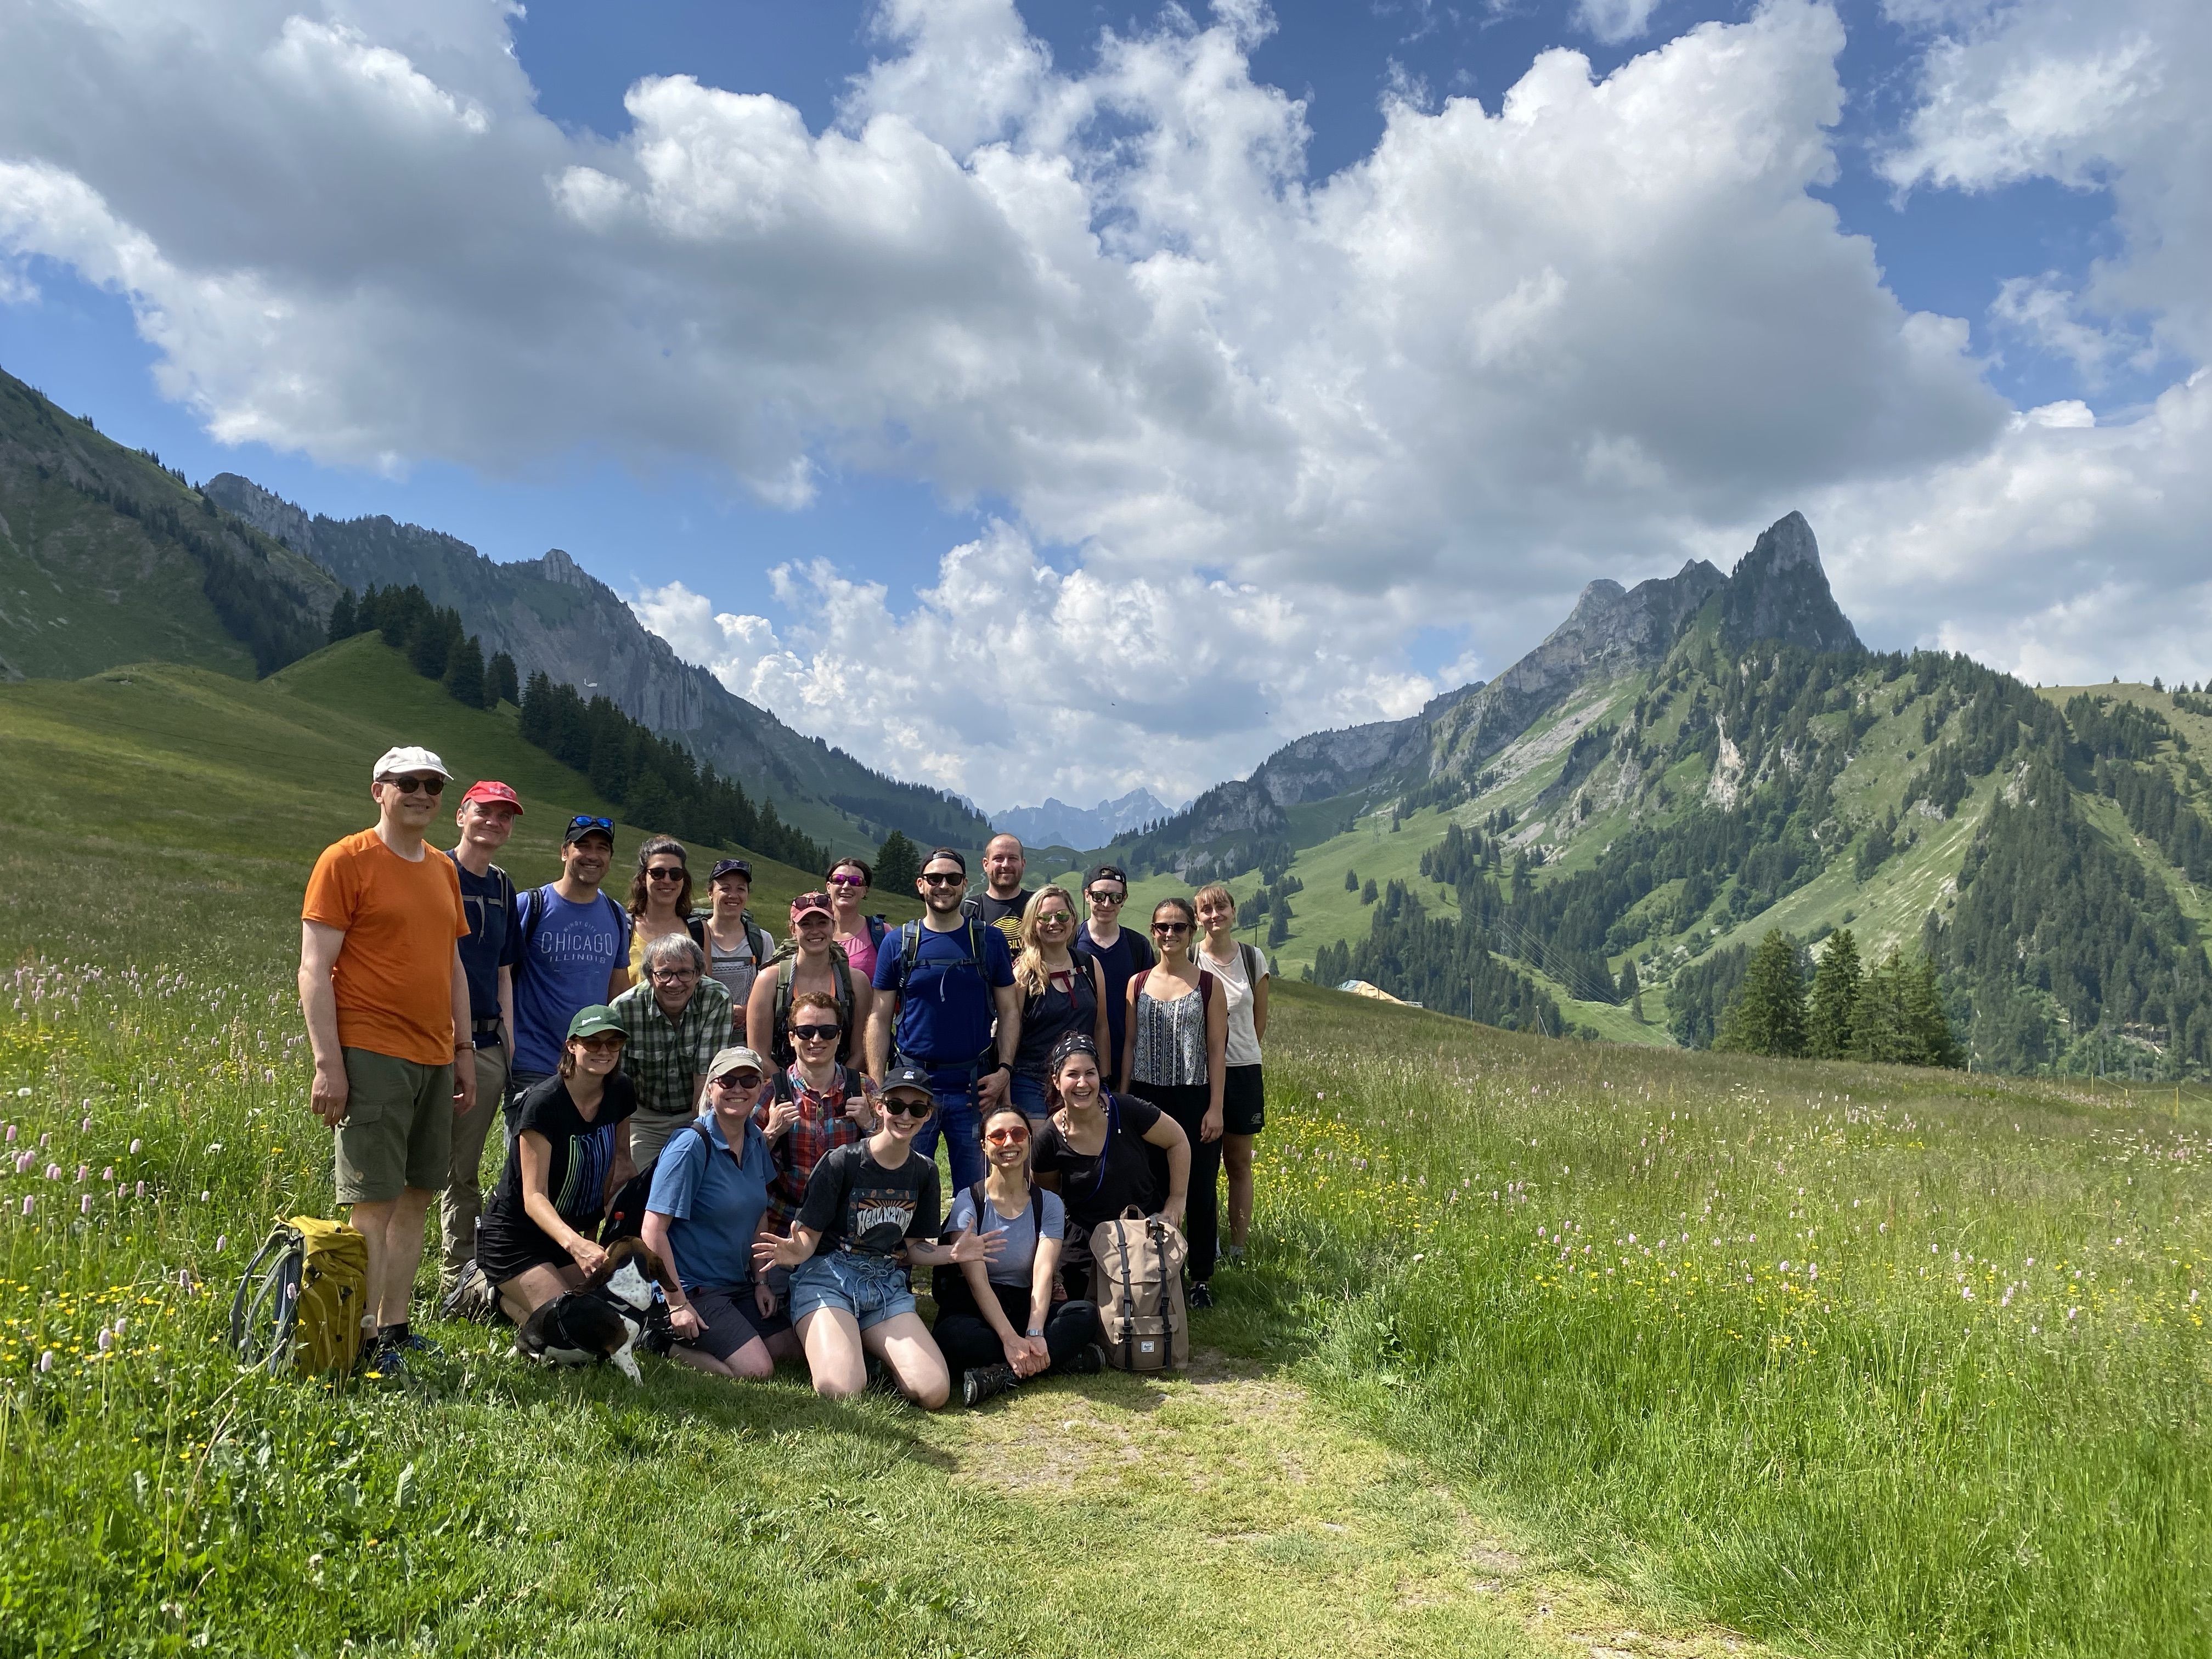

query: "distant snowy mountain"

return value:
[992, 787, 1181, 849]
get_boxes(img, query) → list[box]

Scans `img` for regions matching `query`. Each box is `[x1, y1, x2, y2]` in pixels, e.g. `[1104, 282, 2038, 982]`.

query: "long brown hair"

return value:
[627, 836, 692, 919]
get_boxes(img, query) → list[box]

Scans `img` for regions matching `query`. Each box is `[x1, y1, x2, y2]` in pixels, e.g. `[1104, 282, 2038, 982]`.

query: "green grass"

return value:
[3, 658, 2208, 1656]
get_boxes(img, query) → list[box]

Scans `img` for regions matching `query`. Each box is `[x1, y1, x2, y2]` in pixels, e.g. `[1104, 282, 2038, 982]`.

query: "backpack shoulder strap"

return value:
[685, 915, 706, 948]
[518, 885, 554, 960]
[745, 917, 770, 962]
[895, 919, 924, 997]
[868, 915, 887, 949]
[1239, 941, 1259, 983]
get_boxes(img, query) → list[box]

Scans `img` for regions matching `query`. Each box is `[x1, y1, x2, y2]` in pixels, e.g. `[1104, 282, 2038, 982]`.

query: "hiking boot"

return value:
[1187, 1280, 1215, 1310]
[362, 1342, 409, 1382]
[439, 1262, 502, 1326]
[961, 1363, 1019, 1408]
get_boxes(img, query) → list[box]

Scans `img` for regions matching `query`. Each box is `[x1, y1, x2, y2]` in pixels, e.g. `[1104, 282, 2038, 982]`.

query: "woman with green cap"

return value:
[477, 1004, 639, 1325]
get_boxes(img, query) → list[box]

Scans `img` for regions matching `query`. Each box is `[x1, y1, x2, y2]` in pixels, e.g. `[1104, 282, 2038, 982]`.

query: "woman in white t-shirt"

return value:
[1193, 883, 1269, 1269]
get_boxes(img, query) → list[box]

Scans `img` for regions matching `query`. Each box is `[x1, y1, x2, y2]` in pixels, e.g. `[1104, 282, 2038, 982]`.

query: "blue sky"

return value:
[2, 0, 2204, 803]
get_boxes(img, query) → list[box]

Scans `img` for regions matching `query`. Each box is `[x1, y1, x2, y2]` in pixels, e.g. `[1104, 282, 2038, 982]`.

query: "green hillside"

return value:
[1101, 565, 2212, 1076]
[0, 368, 337, 682]
[0, 634, 915, 970]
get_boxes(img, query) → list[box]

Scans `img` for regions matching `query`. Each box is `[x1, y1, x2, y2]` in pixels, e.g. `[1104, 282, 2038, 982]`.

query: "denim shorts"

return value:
[788, 1251, 917, 1331]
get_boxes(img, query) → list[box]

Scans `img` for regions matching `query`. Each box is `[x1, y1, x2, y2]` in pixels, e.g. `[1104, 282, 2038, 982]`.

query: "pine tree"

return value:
[1345, 868, 1359, 892]
[1852, 950, 1909, 1063]
[1716, 929, 1806, 1057]
[486, 651, 520, 708]
[1805, 927, 1861, 1059]
[1630, 989, 1646, 1023]
[407, 605, 459, 680]
[875, 830, 922, 893]
[443, 633, 485, 708]
[1615, 956, 1640, 1005]
[1361, 878, 1378, 905]
[326, 589, 357, 644]
[1267, 912, 1290, 947]
[1899, 952, 1962, 1068]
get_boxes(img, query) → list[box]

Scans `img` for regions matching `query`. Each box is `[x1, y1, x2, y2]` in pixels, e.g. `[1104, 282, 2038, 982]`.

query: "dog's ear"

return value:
[603, 1237, 672, 1288]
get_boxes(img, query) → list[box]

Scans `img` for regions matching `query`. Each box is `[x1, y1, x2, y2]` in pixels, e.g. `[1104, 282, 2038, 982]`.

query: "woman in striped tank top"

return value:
[1122, 895, 1228, 1306]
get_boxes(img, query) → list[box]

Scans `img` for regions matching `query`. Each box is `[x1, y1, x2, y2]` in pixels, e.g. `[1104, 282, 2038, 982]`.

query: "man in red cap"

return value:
[439, 779, 523, 1294]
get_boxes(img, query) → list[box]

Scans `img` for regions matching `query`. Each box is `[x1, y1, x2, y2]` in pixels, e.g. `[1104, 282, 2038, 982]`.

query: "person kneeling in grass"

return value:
[932, 1099, 1104, 1408]
[642, 1046, 798, 1381]
[476, 1005, 636, 1326]
[754, 1062, 996, 1407]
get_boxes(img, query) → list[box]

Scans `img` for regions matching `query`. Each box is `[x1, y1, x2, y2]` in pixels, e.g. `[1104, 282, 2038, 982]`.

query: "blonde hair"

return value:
[1013, 885, 1081, 999]
[1191, 882, 1235, 917]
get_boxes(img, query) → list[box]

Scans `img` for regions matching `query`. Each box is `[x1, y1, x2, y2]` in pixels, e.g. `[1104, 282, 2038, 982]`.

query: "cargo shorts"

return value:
[334, 1047, 455, 1205]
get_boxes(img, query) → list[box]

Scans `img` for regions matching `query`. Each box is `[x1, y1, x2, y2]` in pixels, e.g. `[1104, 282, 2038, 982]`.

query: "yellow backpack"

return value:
[230, 1217, 370, 1375]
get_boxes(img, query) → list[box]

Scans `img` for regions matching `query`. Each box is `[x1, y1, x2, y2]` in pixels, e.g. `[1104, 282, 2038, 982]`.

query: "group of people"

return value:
[298, 743, 1271, 1407]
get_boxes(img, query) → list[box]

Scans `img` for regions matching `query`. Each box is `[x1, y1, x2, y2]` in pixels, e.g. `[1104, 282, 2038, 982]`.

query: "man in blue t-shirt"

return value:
[441, 780, 524, 1288]
[508, 815, 632, 1124]
[866, 846, 1019, 1190]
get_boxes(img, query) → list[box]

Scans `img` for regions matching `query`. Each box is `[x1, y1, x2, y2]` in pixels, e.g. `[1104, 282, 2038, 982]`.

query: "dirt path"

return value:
[918, 1349, 1778, 1659]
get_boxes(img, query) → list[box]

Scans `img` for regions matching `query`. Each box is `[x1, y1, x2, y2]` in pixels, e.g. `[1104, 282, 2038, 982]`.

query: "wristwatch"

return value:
[1026, 1326, 1045, 1338]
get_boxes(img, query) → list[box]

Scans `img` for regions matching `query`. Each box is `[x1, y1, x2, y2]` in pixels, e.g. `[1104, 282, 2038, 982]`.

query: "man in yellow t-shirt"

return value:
[300, 744, 473, 1373]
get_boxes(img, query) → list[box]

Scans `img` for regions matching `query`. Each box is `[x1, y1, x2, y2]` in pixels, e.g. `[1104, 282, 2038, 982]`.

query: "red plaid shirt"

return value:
[757, 1063, 876, 1229]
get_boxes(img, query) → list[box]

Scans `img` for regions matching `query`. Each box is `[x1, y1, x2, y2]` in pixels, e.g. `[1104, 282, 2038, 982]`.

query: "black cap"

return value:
[564, 814, 615, 847]
[1086, 864, 1128, 888]
[923, 847, 967, 874]
[709, 858, 753, 882]
[882, 1061, 935, 1099]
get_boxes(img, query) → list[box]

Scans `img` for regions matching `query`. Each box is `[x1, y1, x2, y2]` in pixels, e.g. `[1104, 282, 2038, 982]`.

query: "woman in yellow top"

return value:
[625, 837, 695, 981]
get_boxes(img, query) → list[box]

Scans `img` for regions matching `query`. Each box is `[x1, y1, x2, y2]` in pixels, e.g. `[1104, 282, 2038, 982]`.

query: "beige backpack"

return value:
[1088, 1207, 1189, 1372]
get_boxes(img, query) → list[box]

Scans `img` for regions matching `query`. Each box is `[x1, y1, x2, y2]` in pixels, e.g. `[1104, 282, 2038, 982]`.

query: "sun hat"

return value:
[372, 744, 450, 783]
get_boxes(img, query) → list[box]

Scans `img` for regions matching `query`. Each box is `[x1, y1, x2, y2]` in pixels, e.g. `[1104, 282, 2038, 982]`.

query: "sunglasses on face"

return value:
[983, 1125, 1030, 1146]
[881, 1096, 933, 1119]
[828, 874, 867, 889]
[575, 1037, 623, 1055]
[1087, 889, 1125, 905]
[568, 815, 614, 833]
[386, 774, 444, 796]
[1037, 910, 1072, 926]
[791, 1024, 842, 1042]
[1153, 921, 1192, 936]
[646, 866, 685, 882]
[712, 1072, 762, 1091]
[920, 872, 964, 887]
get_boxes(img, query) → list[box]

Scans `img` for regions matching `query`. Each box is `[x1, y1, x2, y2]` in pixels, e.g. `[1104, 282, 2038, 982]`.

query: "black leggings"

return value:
[1132, 1080, 1220, 1284]
[932, 1280, 1101, 1378]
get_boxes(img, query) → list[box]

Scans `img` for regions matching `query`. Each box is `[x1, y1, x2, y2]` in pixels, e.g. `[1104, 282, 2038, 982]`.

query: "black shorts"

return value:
[684, 1285, 792, 1362]
[476, 1205, 575, 1288]
[1222, 1064, 1265, 1136]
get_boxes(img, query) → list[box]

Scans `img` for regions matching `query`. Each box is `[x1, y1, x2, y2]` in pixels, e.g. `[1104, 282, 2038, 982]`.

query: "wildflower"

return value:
[200, 1192, 210, 1203]
[129, 1139, 141, 1154]
[75, 1164, 87, 1182]
[97, 1328, 112, 1351]
[135, 1181, 145, 1198]
[37, 1350, 52, 1372]
[206, 1143, 223, 1155]
[79, 1116, 90, 1132]
[79, 1195, 91, 1216]
[15, 1090, 28, 1100]
[114, 1317, 126, 1336]
[2, 1126, 10, 1142]
[20, 1197, 31, 1217]
[216, 1234, 227, 1252]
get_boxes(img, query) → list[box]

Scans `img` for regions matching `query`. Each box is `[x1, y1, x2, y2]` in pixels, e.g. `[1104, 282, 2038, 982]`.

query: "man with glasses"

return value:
[611, 933, 731, 1167]
[510, 814, 631, 1116]
[439, 778, 523, 1296]
[867, 847, 1020, 1190]
[299, 745, 475, 1372]
[1073, 864, 1154, 1091]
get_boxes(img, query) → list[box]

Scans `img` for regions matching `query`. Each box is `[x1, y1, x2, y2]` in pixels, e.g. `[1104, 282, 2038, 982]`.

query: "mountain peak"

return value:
[1717, 511, 1860, 655]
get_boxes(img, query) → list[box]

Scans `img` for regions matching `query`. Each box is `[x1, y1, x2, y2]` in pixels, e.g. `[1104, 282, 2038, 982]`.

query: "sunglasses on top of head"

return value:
[568, 815, 614, 833]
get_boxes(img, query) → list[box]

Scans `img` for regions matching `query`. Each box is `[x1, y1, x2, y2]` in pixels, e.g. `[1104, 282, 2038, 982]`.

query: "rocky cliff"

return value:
[205, 472, 989, 849]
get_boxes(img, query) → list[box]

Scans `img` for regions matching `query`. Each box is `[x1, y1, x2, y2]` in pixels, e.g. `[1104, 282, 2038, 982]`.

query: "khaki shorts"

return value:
[335, 1047, 455, 1205]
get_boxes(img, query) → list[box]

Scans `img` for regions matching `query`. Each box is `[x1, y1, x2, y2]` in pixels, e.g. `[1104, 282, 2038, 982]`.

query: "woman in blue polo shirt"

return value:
[641, 1044, 795, 1380]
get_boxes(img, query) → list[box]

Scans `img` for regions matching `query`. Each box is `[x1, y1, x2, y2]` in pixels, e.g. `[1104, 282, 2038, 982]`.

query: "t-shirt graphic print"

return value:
[795, 1141, 940, 1259]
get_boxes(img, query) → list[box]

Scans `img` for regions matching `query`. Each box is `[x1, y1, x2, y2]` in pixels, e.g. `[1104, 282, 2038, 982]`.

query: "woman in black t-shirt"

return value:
[1030, 1034, 1189, 1296]
[1009, 887, 1108, 1126]
[477, 1005, 638, 1324]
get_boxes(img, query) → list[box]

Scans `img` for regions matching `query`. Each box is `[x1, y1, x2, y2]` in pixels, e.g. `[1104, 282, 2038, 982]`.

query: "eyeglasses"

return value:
[791, 1024, 842, 1042]
[568, 815, 614, 832]
[384, 774, 444, 796]
[828, 874, 867, 889]
[575, 1036, 624, 1054]
[881, 1096, 933, 1119]
[646, 866, 686, 883]
[983, 1125, 1030, 1146]
[712, 1072, 762, 1090]
[1086, 889, 1125, 905]
[920, 872, 965, 887]
[649, 968, 699, 984]
[1152, 921, 1191, 936]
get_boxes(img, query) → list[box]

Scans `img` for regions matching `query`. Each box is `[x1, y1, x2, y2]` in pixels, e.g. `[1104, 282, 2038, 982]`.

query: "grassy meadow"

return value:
[2, 654, 2208, 1656]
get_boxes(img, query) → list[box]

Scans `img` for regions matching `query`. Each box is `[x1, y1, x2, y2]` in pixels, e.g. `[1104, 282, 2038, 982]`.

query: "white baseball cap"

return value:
[371, 744, 452, 783]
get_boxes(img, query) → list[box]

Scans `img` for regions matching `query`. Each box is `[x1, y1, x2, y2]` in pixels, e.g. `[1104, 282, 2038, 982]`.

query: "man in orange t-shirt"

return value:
[300, 743, 474, 1372]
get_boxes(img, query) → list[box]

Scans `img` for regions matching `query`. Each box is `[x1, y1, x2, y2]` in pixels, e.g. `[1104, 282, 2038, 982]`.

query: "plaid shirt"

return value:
[611, 977, 731, 1120]
[757, 1063, 876, 1229]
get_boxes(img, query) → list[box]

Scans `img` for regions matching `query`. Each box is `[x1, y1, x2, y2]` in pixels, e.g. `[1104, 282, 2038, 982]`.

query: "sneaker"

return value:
[961, 1363, 1019, 1408]
[362, 1342, 408, 1381]
[1187, 1280, 1215, 1310]
[1221, 1244, 1247, 1268]
[1064, 1342, 1107, 1376]
[381, 1329, 444, 1358]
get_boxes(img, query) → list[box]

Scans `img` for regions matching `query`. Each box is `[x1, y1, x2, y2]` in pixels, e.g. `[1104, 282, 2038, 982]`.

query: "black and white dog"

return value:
[514, 1239, 676, 1384]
